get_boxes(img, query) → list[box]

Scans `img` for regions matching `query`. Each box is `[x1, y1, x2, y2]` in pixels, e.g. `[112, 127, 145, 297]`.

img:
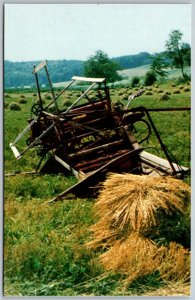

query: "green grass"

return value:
[4, 81, 191, 296]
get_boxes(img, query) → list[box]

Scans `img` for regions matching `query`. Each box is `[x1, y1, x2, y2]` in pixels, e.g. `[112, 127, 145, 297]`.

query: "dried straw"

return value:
[86, 173, 190, 286]
[158, 242, 191, 283]
[88, 173, 190, 248]
[100, 232, 162, 284]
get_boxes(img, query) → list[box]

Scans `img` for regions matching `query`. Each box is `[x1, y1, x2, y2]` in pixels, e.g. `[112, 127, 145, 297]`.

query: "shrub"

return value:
[9, 103, 21, 111]
[4, 94, 11, 98]
[131, 76, 140, 88]
[63, 100, 73, 107]
[32, 93, 37, 97]
[120, 94, 128, 101]
[45, 95, 52, 100]
[146, 91, 153, 96]
[118, 90, 124, 96]
[19, 99, 27, 104]
[144, 71, 156, 86]
[20, 95, 26, 99]
[173, 89, 181, 94]
[183, 87, 190, 92]
[160, 93, 170, 101]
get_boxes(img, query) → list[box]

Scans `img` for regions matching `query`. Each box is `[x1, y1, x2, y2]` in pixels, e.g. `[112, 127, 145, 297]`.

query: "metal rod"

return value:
[144, 109, 176, 173]
[11, 118, 38, 145]
[68, 139, 124, 159]
[44, 65, 59, 114]
[44, 79, 75, 110]
[64, 82, 97, 114]
[18, 122, 56, 158]
[34, 65, 43, 110]
[54, 155, 80, 178]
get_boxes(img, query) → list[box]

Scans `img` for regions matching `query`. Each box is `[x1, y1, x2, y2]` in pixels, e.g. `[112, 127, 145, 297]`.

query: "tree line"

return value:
[4, 52, 152, 88]
[4, 30, 190, 88]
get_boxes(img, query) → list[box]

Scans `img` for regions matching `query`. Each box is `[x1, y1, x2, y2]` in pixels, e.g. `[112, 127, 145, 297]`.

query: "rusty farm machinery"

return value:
[9, 61, 190, 202]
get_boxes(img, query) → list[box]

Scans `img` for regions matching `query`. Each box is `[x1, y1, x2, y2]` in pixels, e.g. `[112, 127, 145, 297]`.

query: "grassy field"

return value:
[117, 65, 191, 86]
[4, 79, 191, 296]
[52, 65, 190, 88]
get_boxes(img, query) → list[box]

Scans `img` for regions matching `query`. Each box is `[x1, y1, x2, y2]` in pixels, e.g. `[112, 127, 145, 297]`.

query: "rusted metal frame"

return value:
[122, 126, 141, 151]
[49, 148, 143, 203]
[102, 81, 111, 111]
[97, 83, 104, 101]
[113, 110, 141, 151]
[33, 65, 43, 110]
[41, 111, 110, 141]
[68, 139, 124, 159]
[78, 150, 130, 173]
[62, 99, 109, 115]
[44, 64, 59, 114]
[66, 119, 109, 138]
[143, 108, 177, 173]
[111, 107, 191, 116]
[40, 111, 112, 153]
[133, 119, 152, 144]
[74, 149, 128, 170]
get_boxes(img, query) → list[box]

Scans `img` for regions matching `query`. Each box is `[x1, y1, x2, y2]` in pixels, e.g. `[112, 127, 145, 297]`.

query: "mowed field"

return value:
[4, 80, 191, 296]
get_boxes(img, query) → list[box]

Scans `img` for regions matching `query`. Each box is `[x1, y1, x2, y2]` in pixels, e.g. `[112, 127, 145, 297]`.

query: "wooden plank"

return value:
[71, 76, 106, 83]
[54, 155, 80, 179]
[48, 148, 142, 203]
[5, 171, 38, 177]
[32, 60, 47, 74]
[9, 144, 20, 159]
[140, 151, 189, 173]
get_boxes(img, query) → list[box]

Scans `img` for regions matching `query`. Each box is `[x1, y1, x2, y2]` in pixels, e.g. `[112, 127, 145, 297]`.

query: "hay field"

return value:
[4, 80, 191, 296]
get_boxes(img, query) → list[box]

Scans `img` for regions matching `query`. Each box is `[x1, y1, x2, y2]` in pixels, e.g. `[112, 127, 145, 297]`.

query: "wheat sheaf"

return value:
[87, 173, 190, 286]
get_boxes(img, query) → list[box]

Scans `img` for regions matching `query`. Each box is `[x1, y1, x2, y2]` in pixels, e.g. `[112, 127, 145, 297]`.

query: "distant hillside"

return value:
[4, 52, 152, 88]
[112, 52, 151, 69]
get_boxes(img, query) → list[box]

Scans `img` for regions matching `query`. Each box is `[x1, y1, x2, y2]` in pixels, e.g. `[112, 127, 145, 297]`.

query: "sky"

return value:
[4, 4, 191, 62]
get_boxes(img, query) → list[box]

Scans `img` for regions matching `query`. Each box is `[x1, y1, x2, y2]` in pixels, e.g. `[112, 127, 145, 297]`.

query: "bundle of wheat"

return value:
[100, 232, 162, 284]
[158, 242, 190, 283]
[88, 173, 190, 248]
[87, 173, 190, 287]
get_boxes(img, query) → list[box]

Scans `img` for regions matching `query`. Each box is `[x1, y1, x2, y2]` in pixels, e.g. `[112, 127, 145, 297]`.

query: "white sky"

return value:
[4, 4, 191, 62]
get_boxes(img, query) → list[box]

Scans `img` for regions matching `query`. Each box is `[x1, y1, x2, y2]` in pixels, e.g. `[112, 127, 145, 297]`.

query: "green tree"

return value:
[84, 50, 121, 83]
[131, 76, 140, 87]
[165, 30, 191, 78]
[144, 71, 156, 86]
[150, 54, 168, 78]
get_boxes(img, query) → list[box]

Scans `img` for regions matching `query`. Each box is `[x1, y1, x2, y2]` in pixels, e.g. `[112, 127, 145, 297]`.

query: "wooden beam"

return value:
[71, 76, 105, 83]
[32, 60, 47, 74]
